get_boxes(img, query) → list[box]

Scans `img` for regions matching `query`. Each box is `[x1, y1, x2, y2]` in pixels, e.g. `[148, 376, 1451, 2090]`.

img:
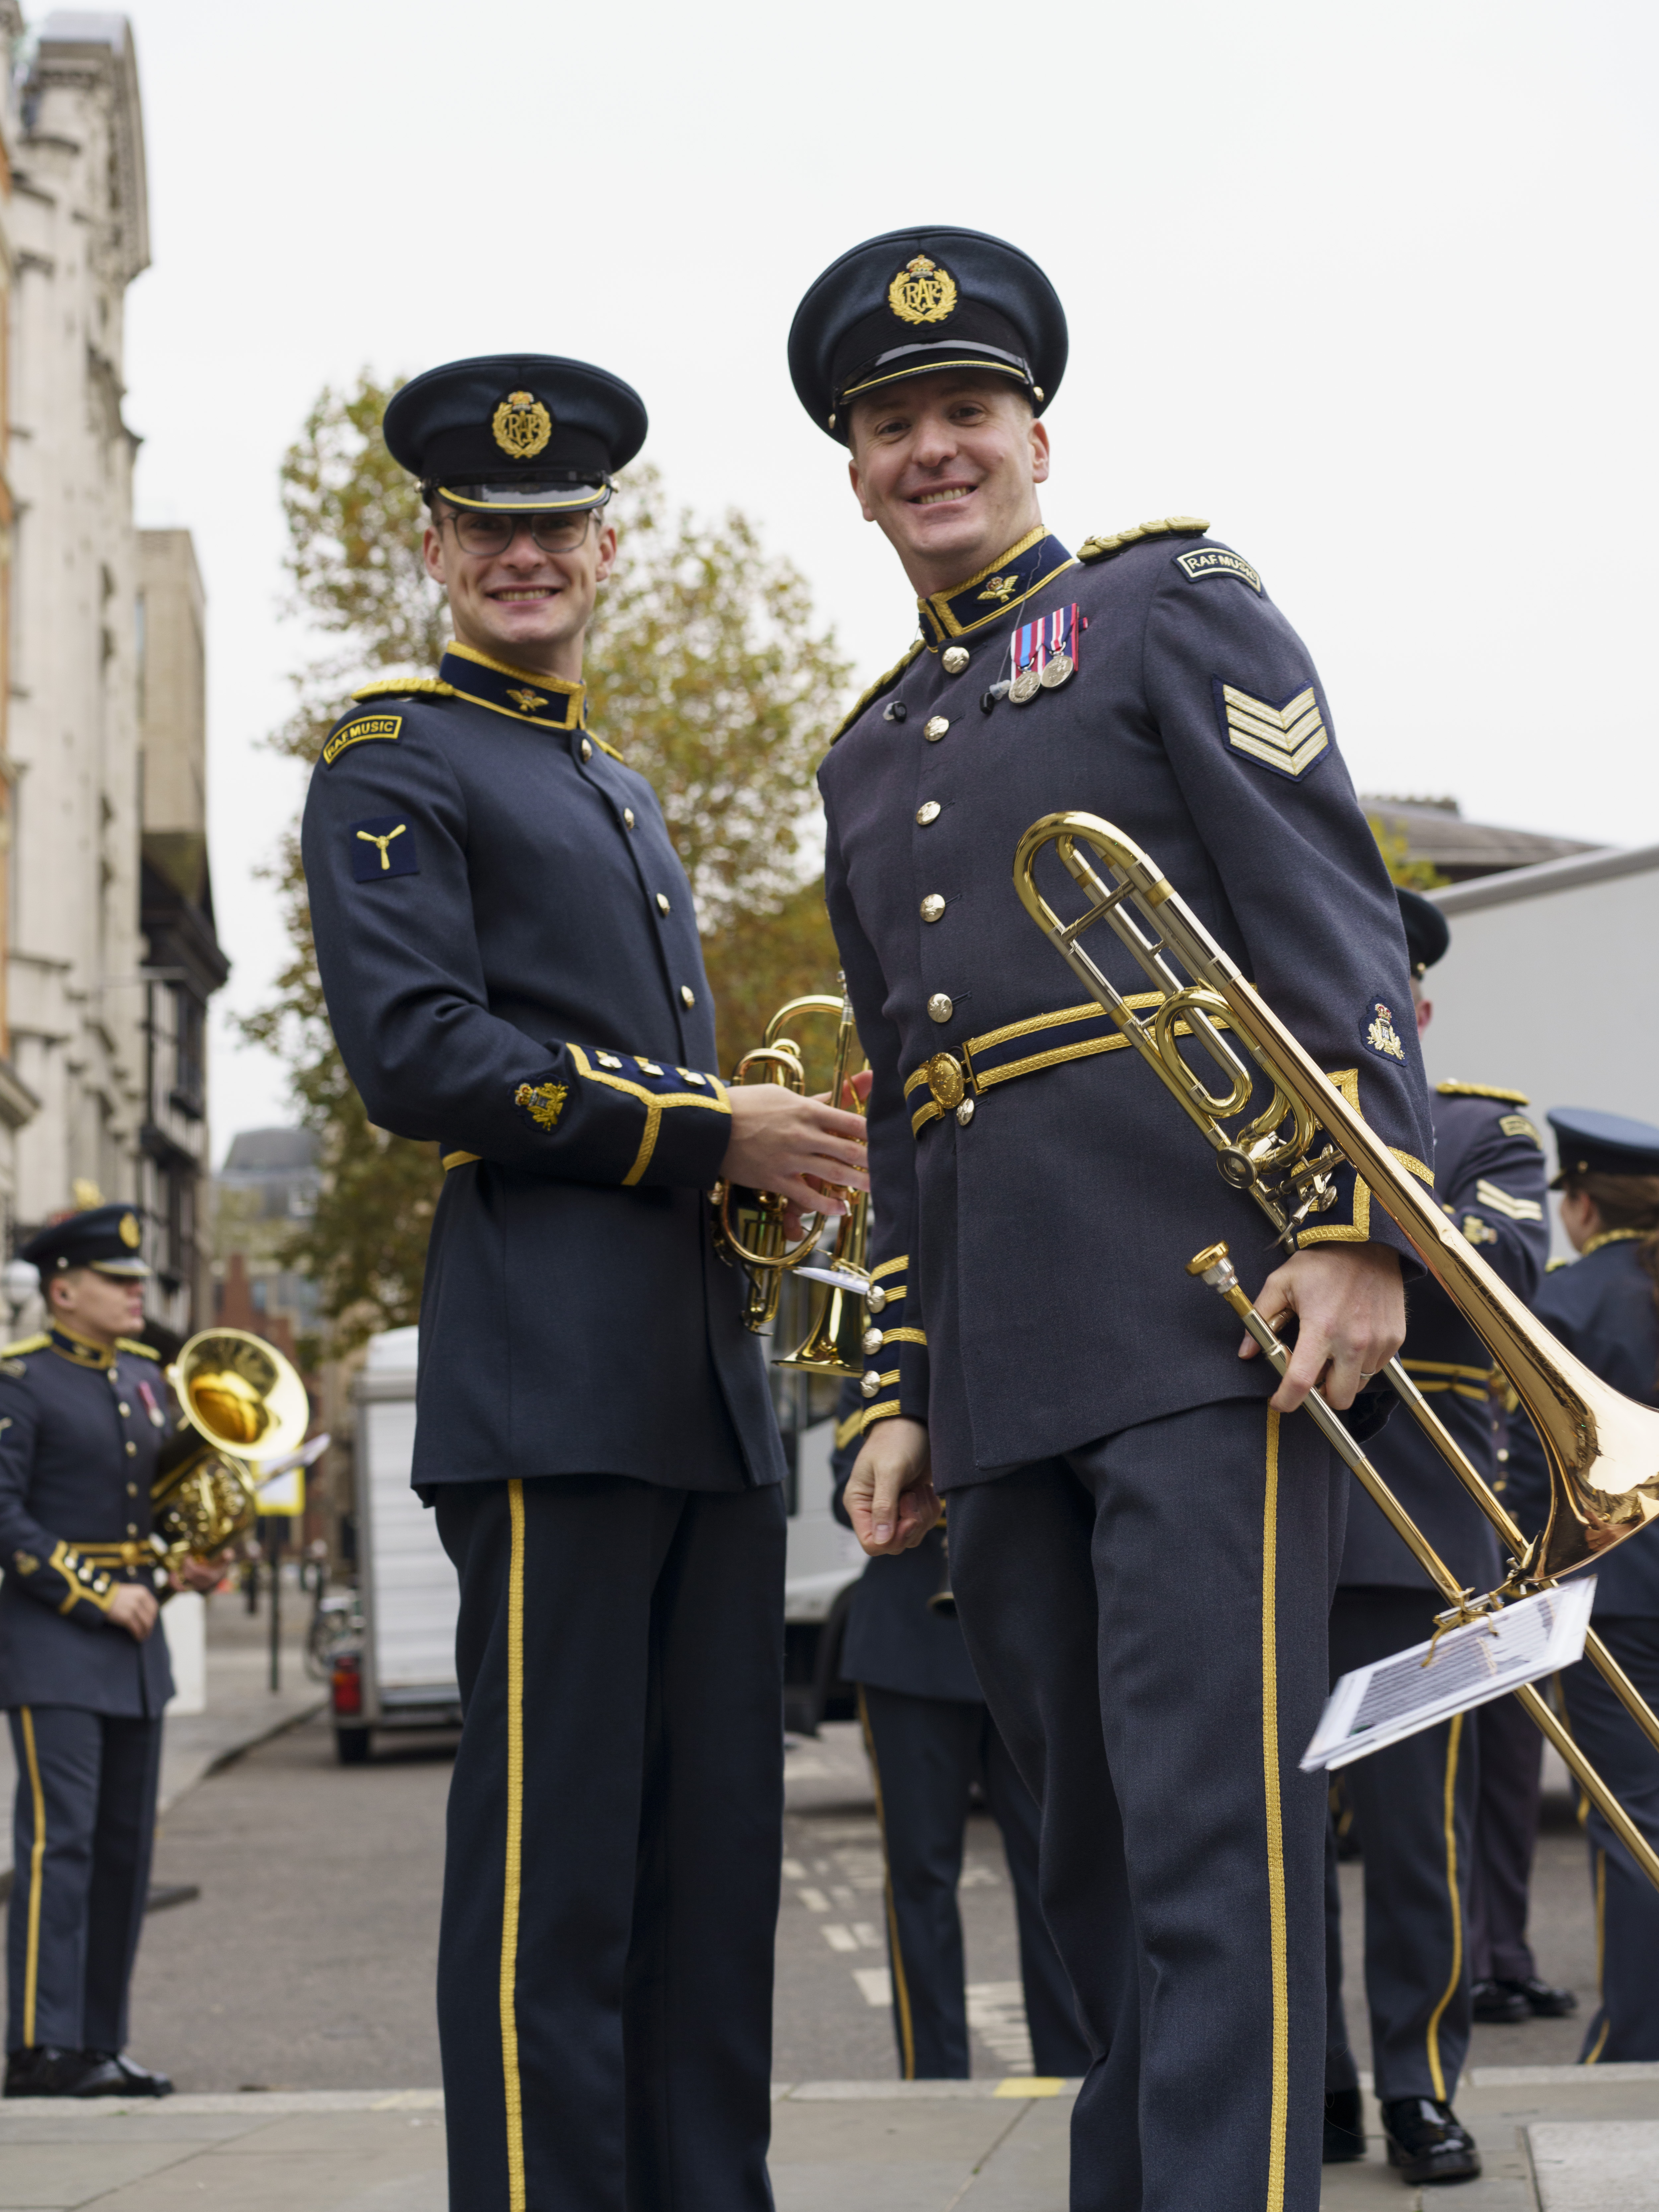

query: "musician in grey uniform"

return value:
[793, 229, 1432, 2212]
[301, 355, 866, 2212]
[829, 1383, 1087, 2080]
[0, 1205, 206, 2100]
[1506, 1107, 1659, 2064]
[1322, 891, 1550, 2183]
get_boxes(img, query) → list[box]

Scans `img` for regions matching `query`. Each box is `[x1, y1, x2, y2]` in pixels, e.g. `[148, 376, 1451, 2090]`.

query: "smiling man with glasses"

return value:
[301, 355, 866, 2212]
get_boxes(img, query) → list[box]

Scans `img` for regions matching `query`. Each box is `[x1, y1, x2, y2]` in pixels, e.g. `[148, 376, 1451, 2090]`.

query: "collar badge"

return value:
[888, 254, 958, 326]
[976, 574, 1019, 605]
[491, 390, 553, 460]
[506, 687, 549, 714]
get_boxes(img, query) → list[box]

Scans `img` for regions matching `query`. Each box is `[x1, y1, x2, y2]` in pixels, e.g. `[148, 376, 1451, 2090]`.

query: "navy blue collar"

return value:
[439, 643, 586, 732]
[916, 528, 1076, 650]
[48, 1323, 115, 1370]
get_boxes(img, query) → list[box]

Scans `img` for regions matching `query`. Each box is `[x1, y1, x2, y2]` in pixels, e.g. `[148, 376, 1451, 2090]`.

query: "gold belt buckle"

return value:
[923, 1052, 967, 1111]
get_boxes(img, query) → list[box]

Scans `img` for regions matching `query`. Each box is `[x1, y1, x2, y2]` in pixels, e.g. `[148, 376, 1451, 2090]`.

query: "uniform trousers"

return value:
[948, 1397, 1341, 2212]
[857, 1683, 1088, 2080]
[433, 1474, 786, 2212]
[1321, 1589, 1476, 2105]
[1469, 1690, 1545, 1985]
[5, 1706, 163, 2055]
[1559, 1618, 1659, 2062]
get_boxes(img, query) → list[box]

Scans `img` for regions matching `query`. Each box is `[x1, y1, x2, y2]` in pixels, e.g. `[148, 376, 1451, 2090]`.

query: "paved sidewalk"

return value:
[2, 2068, 1656, 2210]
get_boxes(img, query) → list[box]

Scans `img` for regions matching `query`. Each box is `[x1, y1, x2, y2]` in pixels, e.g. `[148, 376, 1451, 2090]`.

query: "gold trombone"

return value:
[1013, 809, 1659, 1891]
[712, 981, 871, 1377]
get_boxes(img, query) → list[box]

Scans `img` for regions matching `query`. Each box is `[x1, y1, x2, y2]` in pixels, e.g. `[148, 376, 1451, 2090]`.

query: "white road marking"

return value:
[830, 1885, 856, 1908]
[959, 1863, 1002, 1888]
[854, 1967, 893, 2008]
[797, 1887, 830, 1913]
[967, 1981, 1035, 2075]
[781, 1858, 806, 1880]
[851, 1922, 883, 1950]
[821, 1925, 858, 1953]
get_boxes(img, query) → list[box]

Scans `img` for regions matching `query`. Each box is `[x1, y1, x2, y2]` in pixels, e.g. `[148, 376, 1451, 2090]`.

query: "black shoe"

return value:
[1471, 1977, 1531, 2024]
[1510, 1975, 1578, 2019]
[3, 2047, 120, 2098]
[82, 2051, 173, 2097]
[1382, 2098, 1482, 2184]
[1324, 2086, 1366, 2163]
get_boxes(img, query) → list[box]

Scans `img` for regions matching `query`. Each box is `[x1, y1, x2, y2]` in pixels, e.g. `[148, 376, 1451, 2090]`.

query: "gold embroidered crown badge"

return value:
[491, 390, 553, 461]
[976, 574, 1020, 605]
[887, 254, 958, 326]
[514, 1081, 568, 1131]
[1366, 1003, 1406, 1062]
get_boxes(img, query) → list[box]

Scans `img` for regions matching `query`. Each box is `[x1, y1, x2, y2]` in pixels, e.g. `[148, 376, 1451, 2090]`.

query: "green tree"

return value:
[241, 375, 851, 1354]
[1367, 811, 1450, 891]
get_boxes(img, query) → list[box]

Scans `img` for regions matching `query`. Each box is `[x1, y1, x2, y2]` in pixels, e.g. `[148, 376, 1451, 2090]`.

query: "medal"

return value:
[1009, 604, 1081, 704]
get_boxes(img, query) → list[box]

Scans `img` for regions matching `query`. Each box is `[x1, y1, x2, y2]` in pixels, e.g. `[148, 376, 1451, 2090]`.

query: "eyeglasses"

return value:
[443, 509, 597, 557]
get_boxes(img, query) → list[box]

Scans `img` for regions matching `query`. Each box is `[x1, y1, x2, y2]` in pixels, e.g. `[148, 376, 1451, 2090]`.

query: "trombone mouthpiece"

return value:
[1187, 1242, 1232, 1282]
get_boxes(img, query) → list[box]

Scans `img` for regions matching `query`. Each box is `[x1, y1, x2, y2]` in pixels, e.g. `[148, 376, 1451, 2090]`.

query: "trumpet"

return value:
[1014, 809, 1659, 1891]
[150, 1328, 312, 1576]
[712, 982, 871, 1377]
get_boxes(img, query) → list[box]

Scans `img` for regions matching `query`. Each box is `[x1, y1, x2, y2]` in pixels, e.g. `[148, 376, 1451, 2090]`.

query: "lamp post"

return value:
[2, 1257, 39, 1336]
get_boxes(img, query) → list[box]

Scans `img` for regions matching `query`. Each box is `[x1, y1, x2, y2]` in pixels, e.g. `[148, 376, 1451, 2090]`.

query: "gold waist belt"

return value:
[72, 1540, 155, 1567]
[442, 1151, 480, 1172]
[903, 993, 1229, 1136]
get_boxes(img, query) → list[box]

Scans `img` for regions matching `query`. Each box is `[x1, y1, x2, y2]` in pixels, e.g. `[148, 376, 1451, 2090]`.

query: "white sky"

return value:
[111, 0, 1657, 1157]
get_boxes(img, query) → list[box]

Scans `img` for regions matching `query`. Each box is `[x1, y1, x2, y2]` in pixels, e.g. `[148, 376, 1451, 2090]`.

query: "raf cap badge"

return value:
[491, 390, 553, 461]
[887, 254, 958, 326]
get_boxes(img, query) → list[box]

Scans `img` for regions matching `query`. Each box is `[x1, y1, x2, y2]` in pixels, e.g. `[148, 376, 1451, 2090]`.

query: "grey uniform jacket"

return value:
[0, 1328, 175, 1716]
[1338, 1085, 1549, 1592]
[301, 645, 785, 1496]
[819, 522, 1434, 1485]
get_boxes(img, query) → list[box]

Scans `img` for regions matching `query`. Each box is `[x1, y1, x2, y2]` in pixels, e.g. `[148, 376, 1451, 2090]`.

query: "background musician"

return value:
[1322, 890, 1551, 2182]
[0, 1204, 215, 2100]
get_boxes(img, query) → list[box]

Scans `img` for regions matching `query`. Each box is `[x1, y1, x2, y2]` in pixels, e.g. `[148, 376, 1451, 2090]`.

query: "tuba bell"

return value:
[1014, 808, 1659, 1892]
[150, 1328, 312, 1575]
[712, 980, 871, 1377]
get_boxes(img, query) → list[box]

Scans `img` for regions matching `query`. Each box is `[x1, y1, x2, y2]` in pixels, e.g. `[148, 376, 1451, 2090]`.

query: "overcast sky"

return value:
[110, 0, 1657, 1155]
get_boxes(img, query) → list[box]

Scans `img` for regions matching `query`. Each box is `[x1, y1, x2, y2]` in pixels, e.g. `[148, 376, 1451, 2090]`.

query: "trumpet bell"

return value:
[151, 1328, 311, 1571]
[774, 1264, 868, 1381]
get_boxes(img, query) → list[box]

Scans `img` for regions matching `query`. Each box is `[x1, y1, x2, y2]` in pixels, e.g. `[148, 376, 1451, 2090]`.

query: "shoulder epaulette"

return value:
[115, 1337, 162, 1362]
[1078, 516, 1210, 563]
[1437, 1081, 1529, 1105]
[592, 735, 625, 763]
[828, 640, 925, 747]
[0, 1333, 47, 1359]
[1546, 1256, 1571, 1273]
[349, 677, 458, 704]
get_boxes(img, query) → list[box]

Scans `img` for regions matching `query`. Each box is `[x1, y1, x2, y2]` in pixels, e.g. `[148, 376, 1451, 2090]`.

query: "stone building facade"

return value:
[5, 14, 224, 1328]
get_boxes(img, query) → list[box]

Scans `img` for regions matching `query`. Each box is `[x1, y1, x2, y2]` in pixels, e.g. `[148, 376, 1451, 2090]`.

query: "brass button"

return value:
[624, 808, 636, 829]
[916, 801, 941, 826]
[656, 893, 671, 914]
[924, 715, 950, 743]
[866, 1284, 887, 1313]
[862, 1326, 884, 1355]
[126, 1482, 137, 1496]
[127, 1523, 137, 1536]
[125, 1440, 136, 1457]
[860, 1370, 881, 1398]
[927, 993, 954, 1024]
[681, 985, 696, 1008]
[580, 738, 593, 762]
[118, 1402, 130, 1416]
[941, 646, 970, 676]
[919, 894, 946, 923]
[956, 1098, 976, 1127]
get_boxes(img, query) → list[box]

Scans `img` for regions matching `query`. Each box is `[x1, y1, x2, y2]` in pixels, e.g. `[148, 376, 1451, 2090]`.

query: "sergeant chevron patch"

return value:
[1214, 679, 1329, 780]
[1474, 1178, 1544, 1222]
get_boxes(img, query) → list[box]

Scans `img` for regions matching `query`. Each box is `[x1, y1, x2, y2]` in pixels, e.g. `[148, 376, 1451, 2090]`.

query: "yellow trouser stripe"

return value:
[1424, 1714, 1466, 2100]
[19, 1708, 45, 2047]
[858, 1686, 916, 2080]
[1585, 1851, 1610, 2063]
[1262, 1412, 1289, 2212]
[500, 1480, 527, 2210]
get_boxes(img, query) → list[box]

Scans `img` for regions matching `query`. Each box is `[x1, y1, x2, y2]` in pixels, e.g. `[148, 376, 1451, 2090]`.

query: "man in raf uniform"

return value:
[1322, 890, 1552, 2182]
[829, 1383, 1087, 2080]
[301, 356, 867, 2212]
[1, 1204, 197, 2099]
[1506, 1107, 1659, 2063]
[793, 229, 1432, 2212]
